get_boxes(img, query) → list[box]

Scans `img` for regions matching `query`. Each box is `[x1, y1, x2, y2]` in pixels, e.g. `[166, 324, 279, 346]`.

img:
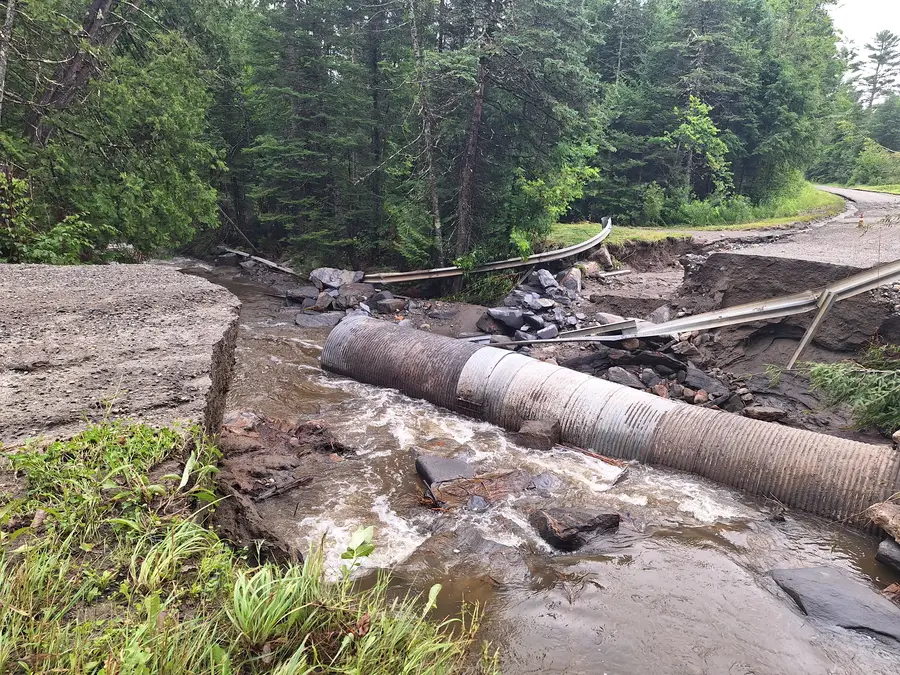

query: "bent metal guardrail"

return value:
[321, 318, 900, 529]
[362, 218, 613, 285]
[503, 257, 900, 366]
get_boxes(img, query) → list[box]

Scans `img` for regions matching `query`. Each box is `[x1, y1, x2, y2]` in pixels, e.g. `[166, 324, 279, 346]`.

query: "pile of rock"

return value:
[477, 267, 596, 343]
[561, 340, 763, 413]
[285, 267, 408, 328]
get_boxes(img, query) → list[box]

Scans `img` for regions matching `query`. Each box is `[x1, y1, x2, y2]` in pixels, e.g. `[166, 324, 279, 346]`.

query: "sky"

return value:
[828, 1, 900, 49]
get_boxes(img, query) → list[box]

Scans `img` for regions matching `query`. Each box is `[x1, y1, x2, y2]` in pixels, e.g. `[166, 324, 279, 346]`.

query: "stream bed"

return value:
[190, 263, 900, 675]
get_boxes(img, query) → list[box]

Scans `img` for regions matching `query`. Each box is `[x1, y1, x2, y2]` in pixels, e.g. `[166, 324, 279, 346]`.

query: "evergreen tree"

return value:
[863, 30, 900, 108]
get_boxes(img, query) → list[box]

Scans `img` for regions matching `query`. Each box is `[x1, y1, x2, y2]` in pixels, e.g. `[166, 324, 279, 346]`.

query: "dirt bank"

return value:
[0, 264, 241, 446]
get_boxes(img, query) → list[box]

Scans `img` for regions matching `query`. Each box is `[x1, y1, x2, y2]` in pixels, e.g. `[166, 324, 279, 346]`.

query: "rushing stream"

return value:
[187, 262, 900, 675]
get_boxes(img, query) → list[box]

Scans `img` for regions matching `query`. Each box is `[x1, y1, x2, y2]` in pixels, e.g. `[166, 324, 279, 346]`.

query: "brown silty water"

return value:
[188, 263, 900, 675]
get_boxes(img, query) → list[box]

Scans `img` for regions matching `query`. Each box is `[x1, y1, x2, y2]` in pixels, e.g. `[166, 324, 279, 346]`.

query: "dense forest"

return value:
[0, 0, 896, 270]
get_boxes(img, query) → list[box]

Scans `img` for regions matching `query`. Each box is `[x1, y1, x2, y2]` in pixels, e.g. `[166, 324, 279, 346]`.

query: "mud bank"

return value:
[0, 264, 241, 445]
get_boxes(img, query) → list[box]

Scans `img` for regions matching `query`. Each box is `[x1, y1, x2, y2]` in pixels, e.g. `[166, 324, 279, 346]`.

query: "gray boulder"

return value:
[596, 311, 626, 325]
[648, 305, 671, 324]
[415, 454, 475, 486]
[536, 297, 556, 310]
[770, 566, 900, 644]
[536, 324, 559, 340]
[477, 313, 505, 334]
[310, 267, 364, 290]
[524, 313, 545, 330]
[333, 282, 375, 309]
[488, 307, 526, 330]
[683, 363, 729, 399]
[606, 366, 644, 390]
[536, 269, 559, 290]
[742, 406, 788, 422]
[529, 508, 620, 551]
[286, 285, 320, 302]
[311, 292, 334, 311]
[376, 297, 407, 314]
[557, 267, 582, 293]
[295, 311, 345, 328]
[876, 539, 900, 574]
[513, 419, 561, 451]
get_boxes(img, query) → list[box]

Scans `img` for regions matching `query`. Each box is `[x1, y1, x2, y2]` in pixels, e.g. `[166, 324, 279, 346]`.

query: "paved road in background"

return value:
[730, 186, 900, 268]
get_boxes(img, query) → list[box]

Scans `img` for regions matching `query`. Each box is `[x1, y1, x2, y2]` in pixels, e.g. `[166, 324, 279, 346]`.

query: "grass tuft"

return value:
[0, 423, 493, 674]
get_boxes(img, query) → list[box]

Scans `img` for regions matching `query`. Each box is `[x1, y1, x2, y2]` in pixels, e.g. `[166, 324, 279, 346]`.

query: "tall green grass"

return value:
[0, 424, 492, 674]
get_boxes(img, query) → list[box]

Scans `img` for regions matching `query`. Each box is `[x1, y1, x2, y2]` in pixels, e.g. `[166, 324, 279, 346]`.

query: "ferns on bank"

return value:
[802, 344, 900, 435]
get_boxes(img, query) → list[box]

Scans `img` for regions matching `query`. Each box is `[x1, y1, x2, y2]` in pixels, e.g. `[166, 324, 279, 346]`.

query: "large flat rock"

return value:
[0, 264, 240, 446]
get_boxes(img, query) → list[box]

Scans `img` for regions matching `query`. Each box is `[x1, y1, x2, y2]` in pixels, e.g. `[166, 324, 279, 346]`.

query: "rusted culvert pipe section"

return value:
[322, 318, 900, 527]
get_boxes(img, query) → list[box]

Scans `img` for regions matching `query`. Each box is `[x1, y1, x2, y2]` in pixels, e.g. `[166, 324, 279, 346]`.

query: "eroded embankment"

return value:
[0, 264, 241, 445]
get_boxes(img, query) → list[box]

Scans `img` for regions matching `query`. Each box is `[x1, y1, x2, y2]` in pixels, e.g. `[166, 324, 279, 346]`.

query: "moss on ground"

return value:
[0, 423, 495, 674]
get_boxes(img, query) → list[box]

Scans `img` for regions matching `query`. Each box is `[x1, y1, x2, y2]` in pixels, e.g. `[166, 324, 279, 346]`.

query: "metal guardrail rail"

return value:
[499, 257, 900, 367]
[362, 218, 613, 284]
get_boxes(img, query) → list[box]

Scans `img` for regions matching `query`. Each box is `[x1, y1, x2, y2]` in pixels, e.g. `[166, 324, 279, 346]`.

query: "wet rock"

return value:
[876, 539, 900, 574]
[310, 267, 364, 290]
[770, 567, 900, 644]
[528, 471, 563, 492]
[683, 364, 729, 399]
[477, 313, 505, 334]
[467, 495, 491, 513]
[488, 307, 526, 330]
[606, 367, 644, 390]
[430, 470, 532, 508]
[529, 508, 620, 551]
[415, 454, 474, 486]
[333, 282, 375, 309]
[742, 406, 788, 422]
[376, 297, 408, 314]
[401, 524, 525, 584]
[536, 269, 559, 290]
[536, 324, 559, 340]
[370, 290, 394, 303]
[648, 305, 671, 324]
[513, 419, 561, 451]
[295, 311, 345, 328]
[868, 503, 900, 543]
[557, 267, 582, 293]
[286, 285, 320, 302]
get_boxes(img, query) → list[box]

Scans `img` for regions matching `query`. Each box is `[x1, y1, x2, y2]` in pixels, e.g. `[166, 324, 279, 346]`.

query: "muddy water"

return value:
[191, 264, 900, 675]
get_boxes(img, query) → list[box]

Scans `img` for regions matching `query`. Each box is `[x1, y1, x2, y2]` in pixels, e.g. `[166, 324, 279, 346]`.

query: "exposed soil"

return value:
[211, 411, 356, 563]
[0, 264, 240, 447]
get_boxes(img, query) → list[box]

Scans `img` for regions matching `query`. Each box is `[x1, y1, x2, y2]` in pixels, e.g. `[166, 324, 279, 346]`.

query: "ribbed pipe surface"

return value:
[321, 317, 483, 411]
[321, 321, 900, 527]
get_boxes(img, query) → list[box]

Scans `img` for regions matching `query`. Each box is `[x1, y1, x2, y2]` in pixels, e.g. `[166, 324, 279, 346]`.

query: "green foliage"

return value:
[850, 139, 900, 185]
[0, 422, 491, 674]
[448, 273, 518, 307]
[802, 344, 900, 435]
[666, 96, 733, 196]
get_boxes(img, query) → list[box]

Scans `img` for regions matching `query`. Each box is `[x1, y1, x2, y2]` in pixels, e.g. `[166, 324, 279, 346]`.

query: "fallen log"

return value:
[218, 246, 302, 278]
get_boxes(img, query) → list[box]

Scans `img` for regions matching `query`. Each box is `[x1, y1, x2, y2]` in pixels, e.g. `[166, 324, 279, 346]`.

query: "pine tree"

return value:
[863, 30, 900, 108]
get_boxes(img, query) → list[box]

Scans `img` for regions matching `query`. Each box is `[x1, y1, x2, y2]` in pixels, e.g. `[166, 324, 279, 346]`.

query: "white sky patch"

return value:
[829, 1, 900, 49]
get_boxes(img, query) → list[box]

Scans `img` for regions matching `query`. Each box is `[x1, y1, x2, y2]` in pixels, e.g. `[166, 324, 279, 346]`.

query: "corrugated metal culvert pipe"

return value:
[322, 318, 900, 527]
